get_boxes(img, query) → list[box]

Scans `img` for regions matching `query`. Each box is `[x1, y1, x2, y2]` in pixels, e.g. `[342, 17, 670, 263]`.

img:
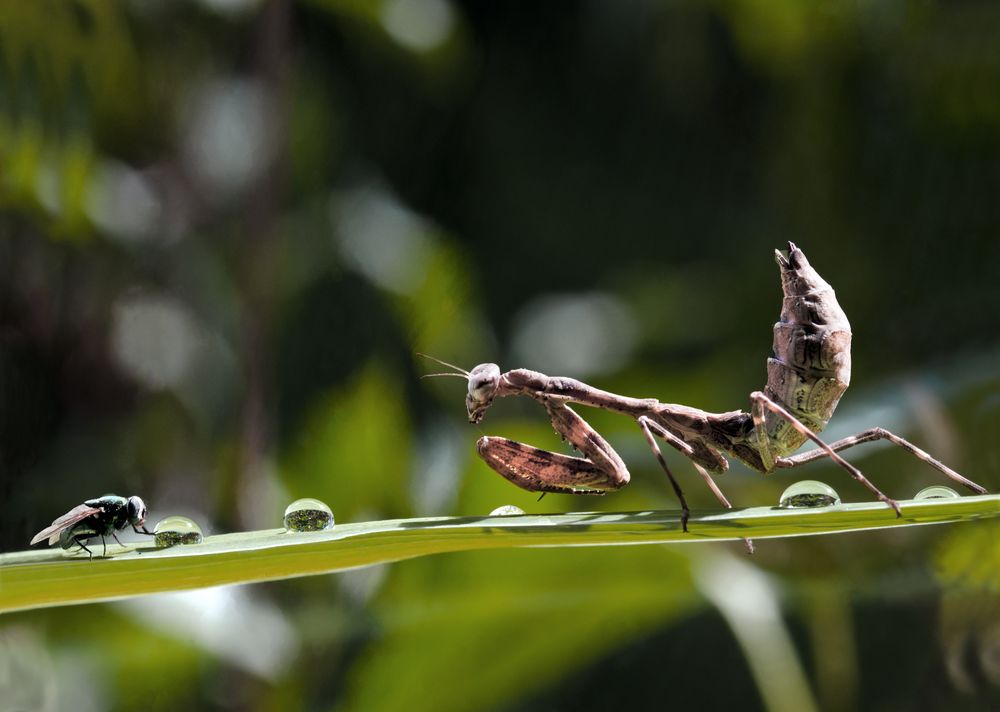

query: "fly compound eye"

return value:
[127, 496, 148, 524]
[467, 363, 501, 402]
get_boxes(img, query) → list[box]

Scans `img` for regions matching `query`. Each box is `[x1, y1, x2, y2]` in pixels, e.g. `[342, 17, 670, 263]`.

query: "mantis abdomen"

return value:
[761, 246, 852, 457]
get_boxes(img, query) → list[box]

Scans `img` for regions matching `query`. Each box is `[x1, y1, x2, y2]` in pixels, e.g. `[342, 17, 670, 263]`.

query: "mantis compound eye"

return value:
[466, 363, 501, 423]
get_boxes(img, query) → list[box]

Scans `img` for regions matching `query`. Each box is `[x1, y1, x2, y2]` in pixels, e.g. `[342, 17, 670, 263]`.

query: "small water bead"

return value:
[283, 498, 335, 532]
[489, 505, 525, 516]
[914, 485, 960, 500]
[153, 515, 204, 547]
[778, 480, 841, 509]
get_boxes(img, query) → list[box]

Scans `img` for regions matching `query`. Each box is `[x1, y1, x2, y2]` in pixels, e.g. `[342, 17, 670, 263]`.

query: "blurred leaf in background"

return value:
[2, 0, 1000, 709]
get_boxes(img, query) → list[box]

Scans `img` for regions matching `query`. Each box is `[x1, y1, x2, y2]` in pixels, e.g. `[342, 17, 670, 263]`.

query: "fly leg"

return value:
[130, 526, 156, 555]
[73, 537, 95, 560]
[111, 527, 136, 553]
[750, 392, 903, 516]
[773, 427, 987, 495]
[114, 527, 155, 556]
[476, 397, 630, 495]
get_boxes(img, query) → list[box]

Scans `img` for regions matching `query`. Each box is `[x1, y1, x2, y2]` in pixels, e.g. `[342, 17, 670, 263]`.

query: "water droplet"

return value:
[779, 480, 841, 509]
[489, 505, 525, 516]
[153, 515, 204, 547]
[283, 498, 335, 532]
[914, 485, 960, 500]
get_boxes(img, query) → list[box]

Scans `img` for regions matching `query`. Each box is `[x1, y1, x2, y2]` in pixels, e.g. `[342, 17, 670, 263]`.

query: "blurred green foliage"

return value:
[2, 0, 1000, 709]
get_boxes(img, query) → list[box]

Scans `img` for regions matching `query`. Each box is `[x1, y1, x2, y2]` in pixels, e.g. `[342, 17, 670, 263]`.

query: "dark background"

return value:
[2, 1, 1000, 710]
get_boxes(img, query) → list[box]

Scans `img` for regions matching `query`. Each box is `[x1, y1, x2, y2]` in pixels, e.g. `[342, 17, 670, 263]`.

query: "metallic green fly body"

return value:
[30, 494, 153, 559]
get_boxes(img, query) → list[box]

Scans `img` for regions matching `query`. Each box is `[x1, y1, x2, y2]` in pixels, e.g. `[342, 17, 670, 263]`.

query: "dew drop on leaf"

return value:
[153, 515, 205, 547]
[778, 480, 841, 508]
[914, 485, 960, 500]
[283, 498, 335, 532]
[489, 505, 525, 516]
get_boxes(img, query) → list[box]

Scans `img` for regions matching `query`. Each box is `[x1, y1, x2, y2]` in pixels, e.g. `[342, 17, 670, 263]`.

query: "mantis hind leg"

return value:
[750, 391, 903, 516]
[476, 399, 630, 495]
[773, 426, 987, 495]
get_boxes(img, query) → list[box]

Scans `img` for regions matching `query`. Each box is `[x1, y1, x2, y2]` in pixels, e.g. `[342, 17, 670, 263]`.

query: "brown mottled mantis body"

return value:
[424, 243, 987, 530]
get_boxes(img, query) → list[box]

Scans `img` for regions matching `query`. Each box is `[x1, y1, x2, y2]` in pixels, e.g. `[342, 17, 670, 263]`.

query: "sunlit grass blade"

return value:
[2, 494, 999, 614]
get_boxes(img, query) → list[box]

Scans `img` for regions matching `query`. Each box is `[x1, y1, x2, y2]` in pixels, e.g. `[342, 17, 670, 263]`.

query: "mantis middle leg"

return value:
[638, 416, 753, 549]
[637, 416, 730, 532]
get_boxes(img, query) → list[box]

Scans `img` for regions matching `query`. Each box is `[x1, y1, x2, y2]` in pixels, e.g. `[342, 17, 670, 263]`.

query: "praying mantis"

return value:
[423, 243, 987, 530]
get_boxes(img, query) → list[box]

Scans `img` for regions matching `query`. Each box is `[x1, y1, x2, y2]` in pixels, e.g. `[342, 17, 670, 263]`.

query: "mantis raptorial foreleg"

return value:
[749, 392, 904, 516]
[479, 400, 740, 533]
[476, 397, 631, 495]
[773, 427, 988, 495]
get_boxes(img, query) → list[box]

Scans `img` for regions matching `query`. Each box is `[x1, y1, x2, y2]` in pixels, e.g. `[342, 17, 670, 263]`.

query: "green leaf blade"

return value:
[2, 494, 999, 614]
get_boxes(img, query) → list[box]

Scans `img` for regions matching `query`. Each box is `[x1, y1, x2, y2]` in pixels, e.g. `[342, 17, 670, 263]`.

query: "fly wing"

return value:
[30, 504, 104, 546]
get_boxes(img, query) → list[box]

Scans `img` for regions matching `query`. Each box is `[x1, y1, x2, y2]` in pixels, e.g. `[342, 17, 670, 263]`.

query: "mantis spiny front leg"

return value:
[476, 396, 631, 495]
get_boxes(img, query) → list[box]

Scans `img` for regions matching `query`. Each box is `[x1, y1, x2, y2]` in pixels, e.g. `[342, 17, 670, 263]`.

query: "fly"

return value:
[30, 494, 153, 559]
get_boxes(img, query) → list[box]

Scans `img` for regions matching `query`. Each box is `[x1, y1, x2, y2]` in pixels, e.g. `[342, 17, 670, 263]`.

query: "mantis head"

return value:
[418, 354, 501, 424]
[464, 363, 501, 423]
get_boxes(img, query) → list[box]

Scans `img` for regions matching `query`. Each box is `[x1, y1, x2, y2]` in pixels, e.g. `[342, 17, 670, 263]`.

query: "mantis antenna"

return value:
[416, 353, 470, 379]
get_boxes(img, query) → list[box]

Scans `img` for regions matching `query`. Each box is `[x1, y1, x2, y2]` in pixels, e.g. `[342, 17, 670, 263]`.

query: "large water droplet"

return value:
[914, 485, 960, 500]
[489, 505, 525, 516]
[779, 480, 841, 509]
[153, 515, 204, 547]
[283, 498, 335, 532]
